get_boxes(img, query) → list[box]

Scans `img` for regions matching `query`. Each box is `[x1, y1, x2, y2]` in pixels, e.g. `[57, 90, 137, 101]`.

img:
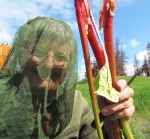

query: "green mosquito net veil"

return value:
[0, 16, 78, 138]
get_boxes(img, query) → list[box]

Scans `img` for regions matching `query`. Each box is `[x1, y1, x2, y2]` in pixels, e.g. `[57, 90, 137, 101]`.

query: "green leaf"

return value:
[94, 64, 119, 102]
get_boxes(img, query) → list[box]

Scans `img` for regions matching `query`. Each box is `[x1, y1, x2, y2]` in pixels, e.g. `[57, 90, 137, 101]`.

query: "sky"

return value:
[0, 0, 150, 79]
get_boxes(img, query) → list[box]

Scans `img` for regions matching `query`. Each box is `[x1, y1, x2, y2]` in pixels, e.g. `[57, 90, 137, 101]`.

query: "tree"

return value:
[115, 37, 127, 76]
[146, 42, 150, 68]
[142, 55, 149, 76]
[145, 42, 150, 76]
[133, 55, 139, 74]
[84, 59, 99, 78]
[120, 44, 127, 75]
[91, 60, 99, 78]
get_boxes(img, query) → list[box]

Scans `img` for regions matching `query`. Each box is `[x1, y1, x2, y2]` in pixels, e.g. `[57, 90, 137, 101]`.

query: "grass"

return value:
[76, 76, 150, 139]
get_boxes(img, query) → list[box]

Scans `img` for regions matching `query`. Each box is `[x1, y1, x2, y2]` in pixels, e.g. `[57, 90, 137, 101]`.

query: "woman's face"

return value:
[26, 46, 70, 90]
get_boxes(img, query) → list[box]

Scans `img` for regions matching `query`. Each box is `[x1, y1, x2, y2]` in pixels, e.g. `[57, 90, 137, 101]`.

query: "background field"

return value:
[76, 76, 150, 139]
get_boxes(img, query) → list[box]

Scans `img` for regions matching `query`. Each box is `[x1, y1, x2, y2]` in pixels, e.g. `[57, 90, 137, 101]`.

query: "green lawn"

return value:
[76, 76, 150, 139]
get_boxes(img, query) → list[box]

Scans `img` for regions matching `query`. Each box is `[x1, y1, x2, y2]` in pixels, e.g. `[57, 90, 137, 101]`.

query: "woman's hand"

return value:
[101, 80, 135, 120]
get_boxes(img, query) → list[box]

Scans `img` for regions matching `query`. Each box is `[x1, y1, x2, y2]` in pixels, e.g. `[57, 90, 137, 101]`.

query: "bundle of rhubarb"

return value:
[75, 0, 134, 138]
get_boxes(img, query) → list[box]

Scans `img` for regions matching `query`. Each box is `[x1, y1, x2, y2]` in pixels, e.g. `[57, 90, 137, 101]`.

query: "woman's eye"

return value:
[55, 55, 66, 62]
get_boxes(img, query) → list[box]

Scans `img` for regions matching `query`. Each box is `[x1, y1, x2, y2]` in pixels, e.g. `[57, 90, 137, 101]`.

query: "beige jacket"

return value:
[55, 90, 98, 139]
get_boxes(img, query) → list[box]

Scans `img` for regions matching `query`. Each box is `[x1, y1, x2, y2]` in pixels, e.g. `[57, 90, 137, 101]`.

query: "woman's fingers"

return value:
[119, 87, 134, 101]
[101, 98, 134, 116]
[107, 105, 135, 120]
[115, 79, 127, 91]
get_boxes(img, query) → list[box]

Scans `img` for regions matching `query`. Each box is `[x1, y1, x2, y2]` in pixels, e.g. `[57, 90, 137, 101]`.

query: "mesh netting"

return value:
[0, 16, 78, 138]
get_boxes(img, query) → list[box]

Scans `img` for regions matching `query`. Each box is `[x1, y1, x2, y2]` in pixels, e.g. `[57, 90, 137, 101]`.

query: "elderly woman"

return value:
[0, 17, 134, 139]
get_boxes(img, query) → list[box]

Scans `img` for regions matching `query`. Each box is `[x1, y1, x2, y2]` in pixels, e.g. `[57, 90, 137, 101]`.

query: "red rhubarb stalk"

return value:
[75, 0, 104, 138]
[100, 0, 121, 138]
[101, 0, 134, 139]
[87, 25, 105, 69]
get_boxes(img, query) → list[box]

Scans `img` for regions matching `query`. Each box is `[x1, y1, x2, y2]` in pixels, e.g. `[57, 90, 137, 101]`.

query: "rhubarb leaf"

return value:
[94, 64, 119, 102]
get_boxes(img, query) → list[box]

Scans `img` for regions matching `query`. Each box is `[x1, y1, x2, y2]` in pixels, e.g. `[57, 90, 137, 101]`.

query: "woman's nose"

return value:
[53, 61, 66, 68]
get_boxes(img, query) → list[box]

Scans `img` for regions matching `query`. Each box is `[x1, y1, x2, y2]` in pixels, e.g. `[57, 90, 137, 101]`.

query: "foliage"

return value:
[146, 42, 150, 68]
[144, 42, 150, 76]
[91, 60, 99, 78]
[135, 41, 150, 76]
[133, 55, 140, 74]
[115, 37, 127, 76]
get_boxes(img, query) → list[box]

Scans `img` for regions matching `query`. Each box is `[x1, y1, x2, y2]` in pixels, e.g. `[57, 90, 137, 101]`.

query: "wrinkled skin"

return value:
[26, 48, 69, 115]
